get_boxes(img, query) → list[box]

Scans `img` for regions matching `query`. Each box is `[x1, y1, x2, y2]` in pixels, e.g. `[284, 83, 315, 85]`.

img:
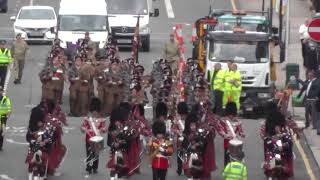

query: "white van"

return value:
[55, 0, 109, 50]
[107, 0, 159, 52]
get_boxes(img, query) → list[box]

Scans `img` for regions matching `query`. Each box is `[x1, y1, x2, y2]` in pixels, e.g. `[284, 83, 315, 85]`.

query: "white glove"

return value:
[178, 136, 184, 141]
[159, 147, 165, 152]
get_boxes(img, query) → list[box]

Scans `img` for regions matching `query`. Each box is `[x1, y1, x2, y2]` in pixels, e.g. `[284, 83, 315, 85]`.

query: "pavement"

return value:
[0, 0, 319, 180]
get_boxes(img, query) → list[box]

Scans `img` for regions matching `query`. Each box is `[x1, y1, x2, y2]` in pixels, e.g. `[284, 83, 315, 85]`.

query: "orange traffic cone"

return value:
[191, 24, 197, 42]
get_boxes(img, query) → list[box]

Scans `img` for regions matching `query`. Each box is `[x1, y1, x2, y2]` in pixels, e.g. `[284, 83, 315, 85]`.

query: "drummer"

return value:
[80, 97, 107, 174]
[220, 102, 245, 167]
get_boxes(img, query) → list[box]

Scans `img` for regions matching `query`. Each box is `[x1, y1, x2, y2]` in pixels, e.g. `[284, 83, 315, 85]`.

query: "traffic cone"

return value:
[191, 24, 197, 42]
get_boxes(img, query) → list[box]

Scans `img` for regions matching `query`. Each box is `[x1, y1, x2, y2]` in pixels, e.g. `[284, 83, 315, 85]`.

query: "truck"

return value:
[106, 0, 159, 52]
[53, 0, 109, 56]
[194, 6, 286, 115]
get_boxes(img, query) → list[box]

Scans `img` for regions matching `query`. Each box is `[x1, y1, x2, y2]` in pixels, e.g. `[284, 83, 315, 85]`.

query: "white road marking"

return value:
[308, 27, 320, 33]
[6, 138, 28, 145]
[0, 174, 15, 180]
[164, 0, 175, 18]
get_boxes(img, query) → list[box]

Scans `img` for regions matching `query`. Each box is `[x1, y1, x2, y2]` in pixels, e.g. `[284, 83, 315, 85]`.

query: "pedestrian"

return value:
[299, 18, 310, 67]
[0, 40, 13, 87]
[11, 33, 29, 84]
[221, 102, 245, 167]
[81, 97, 107, 174]
[163, 33, 180, 73]
[84, 32, 97, 56]
[149, 120, 174, 180]
[0, 86, 12, 151]
[208, 63, 225, 115]
[297, 70, 320, 128]
[230, 64, 242, 110]
[171, 101, 189, 176]
[68, 56, 83, 116]
[222, 150, 247, 180]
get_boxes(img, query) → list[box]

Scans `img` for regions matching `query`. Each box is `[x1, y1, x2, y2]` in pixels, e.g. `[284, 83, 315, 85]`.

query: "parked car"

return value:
[10, 6, 57, 43]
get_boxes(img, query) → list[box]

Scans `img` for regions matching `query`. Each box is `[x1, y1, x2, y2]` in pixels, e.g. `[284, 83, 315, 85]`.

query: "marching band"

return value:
[21, 34, 302, 180]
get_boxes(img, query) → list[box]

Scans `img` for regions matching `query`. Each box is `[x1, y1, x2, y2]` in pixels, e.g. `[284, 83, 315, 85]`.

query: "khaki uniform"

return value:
[94, 63, 109, 114]
[105, 69, 123, 113]
[51, 65, 66, 103]
[78, 65, 93, 115]
[68, 65, 81, 116]
[163, 41, 180, 72]
[11, 40, 28, 81]
[82, 62, 95, 97]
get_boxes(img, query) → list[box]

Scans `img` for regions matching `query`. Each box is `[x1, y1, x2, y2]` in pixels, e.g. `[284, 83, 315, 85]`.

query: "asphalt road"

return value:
[0, 0, 318, 180]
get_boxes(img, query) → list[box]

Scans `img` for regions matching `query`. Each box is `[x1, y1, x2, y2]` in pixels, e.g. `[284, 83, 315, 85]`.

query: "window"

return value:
[18, 9, 55, 20]
[59, 15, 107, 31]
[107, 0, 148, 15]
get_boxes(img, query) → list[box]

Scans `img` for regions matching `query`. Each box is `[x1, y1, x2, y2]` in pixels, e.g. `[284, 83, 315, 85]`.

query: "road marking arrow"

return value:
[6, 139, 28, 145]
[0, 174, 15, 180]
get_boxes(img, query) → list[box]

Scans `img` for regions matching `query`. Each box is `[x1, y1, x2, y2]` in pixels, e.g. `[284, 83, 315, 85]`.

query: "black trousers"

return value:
[301, 39, 307, 67]
[85, 143, 99, 171]
[0, 116, 8, 149]
[0, 65, 8, 88]
[177, 150, 183, 174]
[152, 168, 167, 180]
[224, 149, 230, 168]
[214, 90, 224, 116]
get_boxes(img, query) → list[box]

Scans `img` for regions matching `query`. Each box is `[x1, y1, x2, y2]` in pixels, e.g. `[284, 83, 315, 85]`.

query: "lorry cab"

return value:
[205, 12, 274, 115]
[107, 0, 159, 52]
[56, 0, 109, 50]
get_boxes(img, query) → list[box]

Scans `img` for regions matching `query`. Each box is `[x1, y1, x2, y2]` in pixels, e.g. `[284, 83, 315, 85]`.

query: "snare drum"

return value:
[89, 136, 104, 153]
[229, 139, 243, 158]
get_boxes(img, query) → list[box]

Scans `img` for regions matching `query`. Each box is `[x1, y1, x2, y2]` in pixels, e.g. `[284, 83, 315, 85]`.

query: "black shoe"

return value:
[13, 79, 18, 84]
[86, 168, 92, 174]
[305, 122, 310, 128]
[176, 169, 182, 176]
[93, 169, 98, 174]
[317, 132, 320, 135]
[0, 147, 2, 151]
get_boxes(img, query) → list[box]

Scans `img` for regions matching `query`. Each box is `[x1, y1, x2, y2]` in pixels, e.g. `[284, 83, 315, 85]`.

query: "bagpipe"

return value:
[263, 130, 293, 178]
[26, 122, 57, 180]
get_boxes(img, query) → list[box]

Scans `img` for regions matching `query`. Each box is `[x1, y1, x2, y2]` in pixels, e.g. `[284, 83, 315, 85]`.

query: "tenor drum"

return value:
[229, 139, 243, 158]
[89, 136, 104, 153]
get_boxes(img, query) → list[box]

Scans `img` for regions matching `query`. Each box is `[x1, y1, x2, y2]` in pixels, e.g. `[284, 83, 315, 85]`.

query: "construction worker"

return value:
[163, 33, 180, 73]
[230, 64, 242, 110]
[0, 86, 12, 151]
[223, 151, 247, 180]
[0, 40, 13, 88]
[223, 61, 234, 108]
[209, 63, 225, 115]
[11, 33, 29, 84]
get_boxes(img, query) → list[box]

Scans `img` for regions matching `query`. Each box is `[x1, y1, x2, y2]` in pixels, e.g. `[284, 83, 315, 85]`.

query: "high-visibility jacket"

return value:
[231, 70, 242, 92]
[0, 96, 11, 115]
[210, 69, 225, 91]
[0, 48, 12, 65]
[223, 161, 247, 180]
[224, 70, 233, 92]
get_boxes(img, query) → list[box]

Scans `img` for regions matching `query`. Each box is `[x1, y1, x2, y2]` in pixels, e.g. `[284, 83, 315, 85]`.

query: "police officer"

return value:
[0, 86, 12, 151]
[223, 151, 247, 180]
[209, 63, 225, 115]
[0, 40, 13, 87]
[163, 33, 180, 73]
[11, 33, 29, 84]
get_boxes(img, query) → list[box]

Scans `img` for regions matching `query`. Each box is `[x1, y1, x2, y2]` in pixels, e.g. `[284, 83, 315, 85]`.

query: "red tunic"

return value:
[81, 116, 107, 143]
[149, 138, 174, 169]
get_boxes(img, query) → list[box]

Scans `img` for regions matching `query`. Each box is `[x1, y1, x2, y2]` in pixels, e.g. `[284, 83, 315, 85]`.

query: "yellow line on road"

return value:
[293, 135, 317, 180]
[231, 0, 237, 11]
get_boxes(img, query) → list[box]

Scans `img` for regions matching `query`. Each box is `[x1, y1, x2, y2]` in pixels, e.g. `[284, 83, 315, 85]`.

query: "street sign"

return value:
[308, 18, 320, 42]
